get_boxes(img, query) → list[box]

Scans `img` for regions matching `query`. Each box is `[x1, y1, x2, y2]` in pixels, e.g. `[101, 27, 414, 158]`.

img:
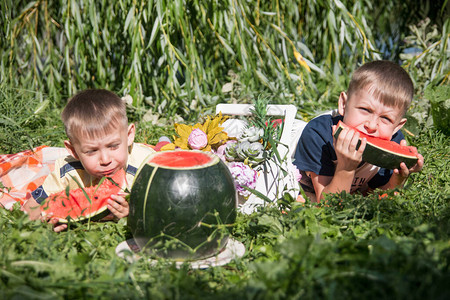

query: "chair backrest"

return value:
[216, 104, 299, 214]
[216, 104, 297, 160]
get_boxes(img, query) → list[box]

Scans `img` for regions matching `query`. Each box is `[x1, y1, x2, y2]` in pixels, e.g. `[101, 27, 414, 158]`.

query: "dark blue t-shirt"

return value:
[293, 114, 404, 198]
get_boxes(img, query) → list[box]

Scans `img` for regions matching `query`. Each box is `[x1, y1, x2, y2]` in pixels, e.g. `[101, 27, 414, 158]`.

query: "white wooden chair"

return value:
[216, 104, 306, 214]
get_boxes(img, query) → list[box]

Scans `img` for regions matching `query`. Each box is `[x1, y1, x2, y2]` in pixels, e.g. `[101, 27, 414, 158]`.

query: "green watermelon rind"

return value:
[334, 123, 418, 170]
[40, 195, 112, 224]
[129, 150, 237, 261]
[48, 206, 111, 224]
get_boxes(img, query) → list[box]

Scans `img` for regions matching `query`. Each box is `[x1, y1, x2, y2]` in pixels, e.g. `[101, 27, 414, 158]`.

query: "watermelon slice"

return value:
[40, 170, 126, 223]
[334, 121, 418, 170]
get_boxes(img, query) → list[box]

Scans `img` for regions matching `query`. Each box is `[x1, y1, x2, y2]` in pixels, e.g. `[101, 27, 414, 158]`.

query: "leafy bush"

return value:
[2, 0, 447, 121]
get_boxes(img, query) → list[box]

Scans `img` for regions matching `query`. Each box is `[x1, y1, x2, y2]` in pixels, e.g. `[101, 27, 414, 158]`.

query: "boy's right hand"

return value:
[312, 125, 367, 201]
[47, 217, 68, 233]
[22, 197, 68, 232]
[332, 125, 367, 172]
[38, 212, 68, 232]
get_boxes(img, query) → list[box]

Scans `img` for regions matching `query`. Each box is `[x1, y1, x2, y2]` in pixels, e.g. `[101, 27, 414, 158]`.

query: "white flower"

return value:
[121, 95, 133, 106]
[240, 126, 264, 142]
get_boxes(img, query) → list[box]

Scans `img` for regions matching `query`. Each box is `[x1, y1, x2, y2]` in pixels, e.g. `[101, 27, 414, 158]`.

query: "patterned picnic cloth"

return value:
[0, 146, 70, 209]
[0, 142, 169, 210]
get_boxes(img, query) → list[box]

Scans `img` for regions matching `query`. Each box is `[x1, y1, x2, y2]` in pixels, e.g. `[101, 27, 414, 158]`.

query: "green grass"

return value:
[0, 86, 66, 153]
[1, 2, 449, 298]
[1, 84, 449, 299]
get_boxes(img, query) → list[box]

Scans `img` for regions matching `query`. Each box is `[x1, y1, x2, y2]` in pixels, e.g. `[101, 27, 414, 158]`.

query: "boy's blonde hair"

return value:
[61, 89, 128, 142]
[347, 60, 414, 116]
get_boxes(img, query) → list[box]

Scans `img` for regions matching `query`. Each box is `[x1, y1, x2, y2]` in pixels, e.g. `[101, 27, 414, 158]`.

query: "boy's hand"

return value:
[23, 197, 68, 232]
[108, 192, 129, 219]
[35, 212, 68, 233]
[392, 140, 424, 179]
[47, 217, 68, 233]
[332, 125, 367, 172]
[383, 140, 424, 190]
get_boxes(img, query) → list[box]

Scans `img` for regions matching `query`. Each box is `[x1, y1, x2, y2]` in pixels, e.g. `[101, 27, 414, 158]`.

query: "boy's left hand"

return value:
[391, 140, 424, 183]
[107, 192, 129, 219]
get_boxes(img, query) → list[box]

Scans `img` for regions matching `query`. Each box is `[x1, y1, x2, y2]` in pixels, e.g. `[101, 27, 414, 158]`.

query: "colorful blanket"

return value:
[0, 142, 168, 210]
[0, 146, 70, 209]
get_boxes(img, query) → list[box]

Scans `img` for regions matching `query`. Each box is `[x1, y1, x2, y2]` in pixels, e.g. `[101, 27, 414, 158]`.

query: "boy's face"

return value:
[64, 124, 135, 179]
[338, 88, 406, 140]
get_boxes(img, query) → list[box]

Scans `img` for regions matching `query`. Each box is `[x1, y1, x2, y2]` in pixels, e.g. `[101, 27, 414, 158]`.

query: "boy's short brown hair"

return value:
[61, 89, 127, 142]
[347, 60, 414, 116]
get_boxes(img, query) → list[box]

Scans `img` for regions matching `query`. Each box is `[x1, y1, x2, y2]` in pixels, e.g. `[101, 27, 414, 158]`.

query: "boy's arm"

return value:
[22, 195, 69, 232]
[22, 166, 67, 220]
[309, 170, 355, 202]
[380, 140, 424, 190]
[22, 196, 41, 220]
[310, 125, 367, 201]
[23, 158, 73, 232]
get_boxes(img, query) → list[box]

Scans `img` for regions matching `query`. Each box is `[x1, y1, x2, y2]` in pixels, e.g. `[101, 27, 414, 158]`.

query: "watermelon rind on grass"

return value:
[128, 150, 237, 261]
[334, 121, 419, 170]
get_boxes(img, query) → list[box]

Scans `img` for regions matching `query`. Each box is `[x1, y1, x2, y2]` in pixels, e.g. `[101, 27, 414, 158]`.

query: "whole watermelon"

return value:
[128, 150, 237, 260]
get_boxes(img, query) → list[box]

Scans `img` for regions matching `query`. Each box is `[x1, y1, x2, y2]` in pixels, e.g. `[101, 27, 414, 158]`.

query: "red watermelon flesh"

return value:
[40, 170, 125, 223]
[334, 121, 419, 169]
[148, 150, 213, 168]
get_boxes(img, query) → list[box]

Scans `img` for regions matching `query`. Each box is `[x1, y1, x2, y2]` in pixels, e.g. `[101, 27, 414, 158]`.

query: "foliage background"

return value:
[0, 0, 449, 299]
[1, 0, 448, 122]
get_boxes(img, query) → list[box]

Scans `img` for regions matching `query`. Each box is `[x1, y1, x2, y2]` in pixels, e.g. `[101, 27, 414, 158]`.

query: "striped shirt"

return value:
[31, 143, 155, 203]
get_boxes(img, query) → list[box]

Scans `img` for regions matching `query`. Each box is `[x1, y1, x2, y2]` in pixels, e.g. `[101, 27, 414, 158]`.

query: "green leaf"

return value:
[124, 5, 135, 33]
[148, 17, 160, 48]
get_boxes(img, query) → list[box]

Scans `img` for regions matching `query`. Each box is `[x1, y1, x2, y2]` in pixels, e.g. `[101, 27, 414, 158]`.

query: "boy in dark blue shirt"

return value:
[294, 61, 424, 202]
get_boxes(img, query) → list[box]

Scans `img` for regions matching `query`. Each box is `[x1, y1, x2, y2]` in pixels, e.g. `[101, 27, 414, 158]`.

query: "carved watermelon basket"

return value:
[128, 150, 237, 261]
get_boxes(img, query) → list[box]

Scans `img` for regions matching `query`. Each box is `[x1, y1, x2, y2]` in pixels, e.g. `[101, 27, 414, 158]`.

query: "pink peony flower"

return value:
[228, 162, 258, 197]
[188, 128, 208, 150]
[292, 164, 302, 182]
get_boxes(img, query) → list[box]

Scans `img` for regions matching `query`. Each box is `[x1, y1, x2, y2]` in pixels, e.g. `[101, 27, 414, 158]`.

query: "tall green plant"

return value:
[401, 17, 450, 90]
[1, 0, 444, 121]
